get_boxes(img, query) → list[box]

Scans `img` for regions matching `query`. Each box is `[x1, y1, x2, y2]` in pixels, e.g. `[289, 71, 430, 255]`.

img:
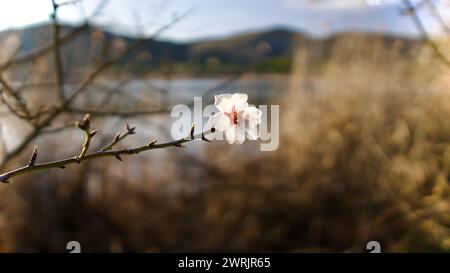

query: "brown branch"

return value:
[0, 24, 89, 72]
[67, 107, 170, 117]
[62, 8, 191, 107]
[40, 122, 76, 134]
[27, 146, 38, 167]
[101, 124, 135, 151]
[0, 91, 29, 120]
[74, 114, 98, 159]
[425, 0, 450, 34]
[0, 75, 32, 120]
[402, 0, 450, 67]
[52, 0, 66, 101]
[0, 9, 190, 169]
[0, 0, 106, 72]
[0, 117, 215, 183]
[66, 64, 249, 118]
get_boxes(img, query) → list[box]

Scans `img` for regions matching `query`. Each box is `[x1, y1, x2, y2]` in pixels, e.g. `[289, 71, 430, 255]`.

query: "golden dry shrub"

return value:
[201, 35, 450, 252]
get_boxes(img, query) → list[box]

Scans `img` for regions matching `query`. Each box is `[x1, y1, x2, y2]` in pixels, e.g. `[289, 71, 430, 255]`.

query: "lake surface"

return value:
[125, 76, 291, 104]
[1, 76, 292, 155]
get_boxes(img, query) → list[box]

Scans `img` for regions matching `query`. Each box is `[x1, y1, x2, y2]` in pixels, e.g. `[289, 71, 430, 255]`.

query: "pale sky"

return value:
[0, 0, 449, 41]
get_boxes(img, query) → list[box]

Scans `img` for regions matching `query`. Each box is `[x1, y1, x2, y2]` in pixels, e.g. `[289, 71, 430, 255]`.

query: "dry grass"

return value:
[0, 35, 449, 252]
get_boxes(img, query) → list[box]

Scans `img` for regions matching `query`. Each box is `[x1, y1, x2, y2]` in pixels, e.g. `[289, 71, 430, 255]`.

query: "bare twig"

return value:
[0, 24, 89, 72]
[401, 0, 450, 67]
[75, 114, 98, 159]
[52, 0, 66, 101]
[27, 146, 38, 167]
[66, 65, 249, 117]
[101, 124, 136, 151]
[424, 0, 450, 34]
[0, 75, 32, 121]
[41, 122, 75, 134]
[0, 0, 107, 72]
[0, 116, 215, 183]
[0, 8, 190, 169]
[67, 107, 170, 117]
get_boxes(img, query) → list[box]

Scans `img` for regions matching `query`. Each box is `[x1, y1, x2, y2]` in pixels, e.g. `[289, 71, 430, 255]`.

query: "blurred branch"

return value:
[52, 0, 66, 101]
[0, 8, 190, 169]
[0, 116, 215, 183]
[61, 8, 191, 106]
[425, 0, 450, 33]
[0, 0, 107, 72]
[67, 61, 249, 117]
[0, 24, 89, 72]
[40, 122, 75, 134]
[67, 107, 170, 117]
[0, 75, 32, 121]
[401, 0, 450, 67]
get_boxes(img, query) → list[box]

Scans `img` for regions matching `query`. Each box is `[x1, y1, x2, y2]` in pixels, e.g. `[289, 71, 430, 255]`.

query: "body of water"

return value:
[1, 76, 291, 157]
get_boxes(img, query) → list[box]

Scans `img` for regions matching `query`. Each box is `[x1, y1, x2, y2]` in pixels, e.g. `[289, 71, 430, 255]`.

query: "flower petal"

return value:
[208, 112, 229, 131]
[246, 126, 259, 140]
[215, 93, 249, 113]
[214, 93, 233, 112]
[230, 93, 249, 112]
[241, 106, 262, 129]
[236, 124, 246, 144]
[225, 125, 237, 144]
[243, 106, 262, 119]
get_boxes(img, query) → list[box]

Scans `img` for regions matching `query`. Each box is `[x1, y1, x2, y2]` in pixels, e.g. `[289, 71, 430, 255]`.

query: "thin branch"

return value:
[74, 114, 98, 159]
[40, 123, 73, 134]
[67, 107, 170, 117]
[66, 64, 249, 118]
[0, 24, 89, 72]
[0, 75, 32, 120]
[401, 0, 450, 67]
[27, 146, 38, 167]
[0, 117, 215, 183]
[62, 8, 191, 107]
[0, 91, 29, 120]
[0, 9, 190, 169]
[0, 0, 107, 72]
[101, 124, 135, 151]
[55, 0, 81, 7]
[52, 0, 66, 101]
[425, 0, 450, 34]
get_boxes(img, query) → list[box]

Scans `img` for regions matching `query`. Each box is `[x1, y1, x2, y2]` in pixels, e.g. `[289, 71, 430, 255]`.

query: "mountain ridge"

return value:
[0, 23, 423, 75]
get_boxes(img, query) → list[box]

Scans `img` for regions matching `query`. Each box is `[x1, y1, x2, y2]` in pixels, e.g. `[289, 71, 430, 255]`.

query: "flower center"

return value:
[225, 106, 238, 125]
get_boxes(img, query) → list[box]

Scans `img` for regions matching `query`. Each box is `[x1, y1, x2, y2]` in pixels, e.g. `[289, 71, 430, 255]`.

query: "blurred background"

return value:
[0, 0, 449, 252]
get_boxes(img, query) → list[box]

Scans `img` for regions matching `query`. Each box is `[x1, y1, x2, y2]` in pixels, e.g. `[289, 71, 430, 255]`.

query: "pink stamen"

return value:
[225, 106, 238, 125]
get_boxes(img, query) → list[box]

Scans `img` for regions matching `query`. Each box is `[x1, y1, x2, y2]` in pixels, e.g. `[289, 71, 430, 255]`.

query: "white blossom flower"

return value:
[208, 93, 262, 144]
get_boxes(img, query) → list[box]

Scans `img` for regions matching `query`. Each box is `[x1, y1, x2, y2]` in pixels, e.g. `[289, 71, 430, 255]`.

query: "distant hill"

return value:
[0, 23, 422, 75]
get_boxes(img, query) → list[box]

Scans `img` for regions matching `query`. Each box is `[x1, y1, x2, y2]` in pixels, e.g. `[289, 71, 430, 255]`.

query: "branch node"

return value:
[202, 133, 212, 143]
[75, 114, 90, 131]
[27, 146, 38, 167]
[89, 129, 98, 137]
[114, 153, 122, 161]
[76, 114, 96, 159]
[114, 132, 121, 142]
[174, 142, 186, 148]
[0, 127, 213, 182]
[0, 174, 10, 184]
[126, 124, 136, 135]
[190, 123, 195, 140]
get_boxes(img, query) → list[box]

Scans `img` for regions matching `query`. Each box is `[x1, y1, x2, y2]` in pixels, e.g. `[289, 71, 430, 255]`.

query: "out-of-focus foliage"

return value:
[0, 34, 449, 252]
